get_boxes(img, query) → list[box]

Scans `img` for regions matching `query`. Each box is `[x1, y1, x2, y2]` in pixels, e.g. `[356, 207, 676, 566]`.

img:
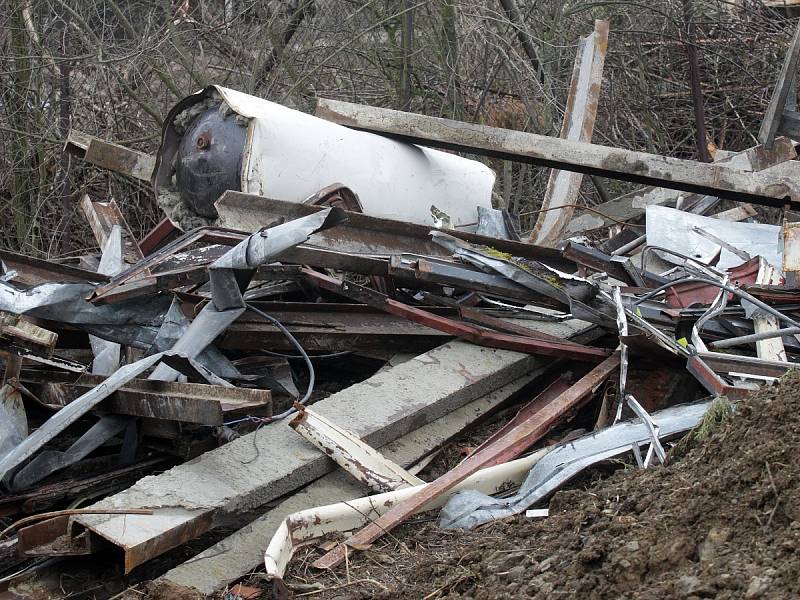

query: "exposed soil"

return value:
[279, 371, 800, 599]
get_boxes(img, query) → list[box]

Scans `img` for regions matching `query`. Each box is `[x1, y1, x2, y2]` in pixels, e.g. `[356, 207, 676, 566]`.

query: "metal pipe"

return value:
[709, 326, 800, 349]
[611, 234, 646, 256]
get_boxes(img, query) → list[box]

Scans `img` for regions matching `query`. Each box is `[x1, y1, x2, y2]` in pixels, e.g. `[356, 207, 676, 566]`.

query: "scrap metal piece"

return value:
[290, 405, 424, 493]
[0, 383, 26, 460]
[90, 225, 124, 375]
[612, 287, 629, 423]
[311, 354, 620, 570]
[438, 399, 712, 530]
[429, 230, 590, 305]
[302, 268, 611, 362]
[149, 208, 345, 382]
[646, 205, 781, 271]
[625, 394, 666, 466]
[10, 414, 130, 491]
[685, 355, 754, 400]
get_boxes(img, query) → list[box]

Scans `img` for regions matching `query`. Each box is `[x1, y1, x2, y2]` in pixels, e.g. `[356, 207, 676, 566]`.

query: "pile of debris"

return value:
[2, 18, 800, 600]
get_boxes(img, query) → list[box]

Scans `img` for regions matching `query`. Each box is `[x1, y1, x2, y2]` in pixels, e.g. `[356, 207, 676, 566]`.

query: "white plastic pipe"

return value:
[263, 446, 550, 582]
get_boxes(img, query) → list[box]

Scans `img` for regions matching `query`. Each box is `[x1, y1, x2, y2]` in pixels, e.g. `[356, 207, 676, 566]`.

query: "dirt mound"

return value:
[287, 371, 800, 599]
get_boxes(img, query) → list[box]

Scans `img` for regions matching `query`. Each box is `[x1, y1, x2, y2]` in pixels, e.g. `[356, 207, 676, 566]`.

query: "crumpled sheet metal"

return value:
[646, 205, 780, 271]
[150, 208, 345, 381]
[0, 352, 163, 486]
[438, 399, 712, 530]
[0, 280, 170, 349]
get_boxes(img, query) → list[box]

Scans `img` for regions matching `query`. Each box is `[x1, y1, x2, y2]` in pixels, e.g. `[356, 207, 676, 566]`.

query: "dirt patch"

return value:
[281, 371, 800, 599]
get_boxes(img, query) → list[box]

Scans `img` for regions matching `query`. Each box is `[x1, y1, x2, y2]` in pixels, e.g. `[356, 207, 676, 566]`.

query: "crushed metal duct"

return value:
[437, 399, 712, 530]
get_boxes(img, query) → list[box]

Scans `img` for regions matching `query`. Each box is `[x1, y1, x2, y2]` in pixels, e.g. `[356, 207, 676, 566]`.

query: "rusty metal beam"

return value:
[312, 353, 621, 570]
[214, 193, 568, 267]
[314, 99, 800, 208]
[302, 268, 611, 362]
[685, 355, 753, 400]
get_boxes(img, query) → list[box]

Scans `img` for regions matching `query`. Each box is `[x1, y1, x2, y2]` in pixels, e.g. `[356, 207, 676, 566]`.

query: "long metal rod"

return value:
[709, 326, 800, 349]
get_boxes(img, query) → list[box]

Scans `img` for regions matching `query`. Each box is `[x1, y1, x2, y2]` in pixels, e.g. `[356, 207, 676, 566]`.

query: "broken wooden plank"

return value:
[314, 99, 800, 208]
[529, 20, 608, 246]
[566, 137, 796, 234]
[67, 319, 595, 573]
[80, 194, 146, 263]
[290, 405, 424, 492]
[751, 259, 787, 362]
[83, 137, 156, 182]
[711, 204, 757, 221]
[0, 311, 57, 354]
[312, 353, 621, 570]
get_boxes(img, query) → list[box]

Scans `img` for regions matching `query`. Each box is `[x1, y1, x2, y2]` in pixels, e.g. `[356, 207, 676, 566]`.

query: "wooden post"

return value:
[528, 20, 608, 246]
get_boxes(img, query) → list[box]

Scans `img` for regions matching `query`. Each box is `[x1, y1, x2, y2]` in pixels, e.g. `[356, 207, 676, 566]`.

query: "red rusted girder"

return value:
[466, 376, 572, 463]
[302, 268, 611, 362]
[685, 355, 751, 400]
[138, 218, 182, 256]
[311, 353, 621, 570]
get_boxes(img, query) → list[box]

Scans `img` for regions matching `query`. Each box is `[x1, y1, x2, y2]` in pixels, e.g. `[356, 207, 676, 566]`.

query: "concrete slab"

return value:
[72, 318, 593, 572]
[158, 373, 539, 594]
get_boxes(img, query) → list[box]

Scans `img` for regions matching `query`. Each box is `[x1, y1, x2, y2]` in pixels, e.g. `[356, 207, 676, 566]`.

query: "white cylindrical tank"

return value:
[154, 86, 495, 229]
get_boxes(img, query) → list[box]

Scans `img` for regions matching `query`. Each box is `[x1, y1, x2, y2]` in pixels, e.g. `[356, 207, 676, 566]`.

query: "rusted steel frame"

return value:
[139, 218, 181, 256]
[685, 355, 752, 400]
[529, 20, 608, 246]
[90, 264, 212, 305]
[466, 376, 572, 463]
[697, 351, 799, 380]
[289, 405, 424, 493]
[17, 515, 100, 556]
[215, 192, 568, 267]
[302, 269, 611, 361]
[314, 99, 800, 208]
[0, 249, 109, 285]
[406, 256, 539, 302]
[312, 353, 621, 570]
[218, 307, 449, 354]
[91, 227, 247, 301]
